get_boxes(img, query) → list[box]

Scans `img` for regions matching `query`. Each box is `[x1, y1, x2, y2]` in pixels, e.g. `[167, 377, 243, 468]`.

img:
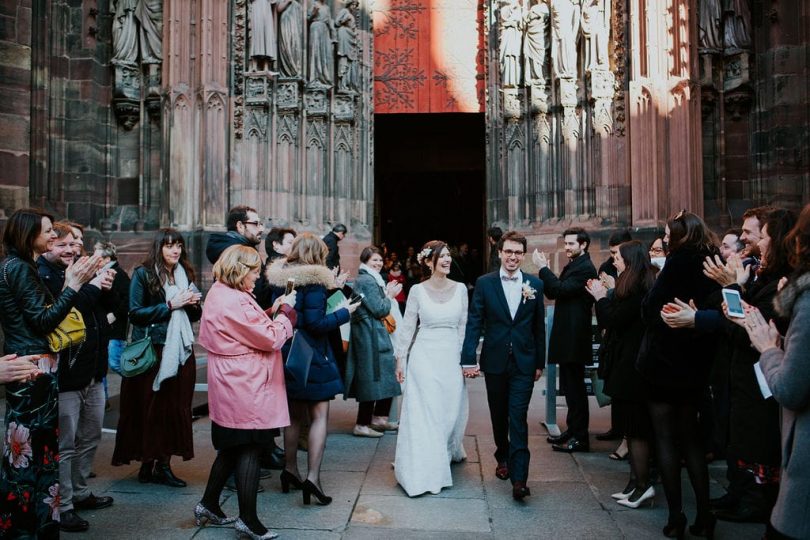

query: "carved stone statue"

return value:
[723, 0, 751, 53]
[308, 0, 336, 87]
[698, 0, 723, 52]
[550, 0, 580, 79]
[499, 0, 523, 88]
[580, 0, 609, 70]
[278, 0, 303, 77]
[336, 0, 358, 92]
[250, 0, 278, 72]
[523, 0, 550, 84]
[111, 0, 163, 66]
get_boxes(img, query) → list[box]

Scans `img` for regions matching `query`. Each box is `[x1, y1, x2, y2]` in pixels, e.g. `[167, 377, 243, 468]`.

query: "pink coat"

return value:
[198, 281, 294, 430]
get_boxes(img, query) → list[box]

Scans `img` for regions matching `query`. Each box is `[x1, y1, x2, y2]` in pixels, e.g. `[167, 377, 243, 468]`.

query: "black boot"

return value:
[152, 461, 187, 487]
[138, 461, 154, 483]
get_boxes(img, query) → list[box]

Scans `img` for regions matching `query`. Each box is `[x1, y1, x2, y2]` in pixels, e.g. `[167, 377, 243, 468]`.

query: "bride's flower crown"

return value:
[416, 247, 433, 265]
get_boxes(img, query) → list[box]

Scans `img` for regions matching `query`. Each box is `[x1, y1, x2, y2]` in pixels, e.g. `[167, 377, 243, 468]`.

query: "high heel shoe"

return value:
[302, 480, 332, 506]
[234, 518, 278, 539]
[280, 470, 304, 493]
[662, 512, 687, 539]
[689, 514, 716, 539]
[616, 485, 655, 509]
[194, 502, 237, 526]
[611, 479, 635, 500]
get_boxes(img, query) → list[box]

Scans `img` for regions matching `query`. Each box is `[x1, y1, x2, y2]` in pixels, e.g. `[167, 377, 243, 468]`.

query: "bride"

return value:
[394, 240, 469, 496]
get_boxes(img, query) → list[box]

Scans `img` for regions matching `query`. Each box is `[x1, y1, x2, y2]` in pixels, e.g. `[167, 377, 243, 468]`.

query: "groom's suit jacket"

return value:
[461, 271, 546, 375]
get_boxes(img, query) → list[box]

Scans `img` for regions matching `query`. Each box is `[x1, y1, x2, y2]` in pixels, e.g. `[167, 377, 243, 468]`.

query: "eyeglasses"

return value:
[243, 220, 263, 227]
[501, 249, 525, 256]
[649, 247, 665, 254]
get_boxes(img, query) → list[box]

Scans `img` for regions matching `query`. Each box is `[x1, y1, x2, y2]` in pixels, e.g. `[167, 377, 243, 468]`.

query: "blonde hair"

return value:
[286, 232, 328, 266]
[213, 245, 261, 290]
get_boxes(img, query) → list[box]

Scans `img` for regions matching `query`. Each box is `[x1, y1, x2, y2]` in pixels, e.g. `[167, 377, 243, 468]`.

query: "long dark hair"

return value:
[1, 208, 54, 261]
[666, 210, 718, 255]
[142, 228, 196, 295]
[418, 240, 448, 280]
[760, 208, 797, 279]
[615, 240, 657, 299]
[786, 203, 810, 275]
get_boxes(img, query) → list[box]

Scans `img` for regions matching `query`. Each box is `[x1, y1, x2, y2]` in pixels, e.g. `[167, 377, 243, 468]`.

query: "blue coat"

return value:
[267, 261, 350, 401]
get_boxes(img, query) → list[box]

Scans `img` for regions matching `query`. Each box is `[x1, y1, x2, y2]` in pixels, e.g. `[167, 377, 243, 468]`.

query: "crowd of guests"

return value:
[2, 202, 810, 540]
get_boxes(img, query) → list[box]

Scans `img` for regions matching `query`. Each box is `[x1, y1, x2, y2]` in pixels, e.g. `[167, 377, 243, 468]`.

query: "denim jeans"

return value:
[108, 338, 125, 375]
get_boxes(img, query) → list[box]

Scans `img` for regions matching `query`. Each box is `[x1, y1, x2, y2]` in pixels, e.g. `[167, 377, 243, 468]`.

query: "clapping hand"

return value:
[726, 254, 751, 288]
[90, 268, 116, 291]
[170, 288, 202, 309]
[585, 278, 607, 301]
[599, 272, 616, 290]
[532, 249, 548, 269]
[778, 277, 788, 292]
[742, 307, 781, 353]
[385, 281, 403, 299]
[703, 255, 736, 287]
[65, 254, 102, 291]
[660, 298, 697, 328]
[0, 354, 42, 384]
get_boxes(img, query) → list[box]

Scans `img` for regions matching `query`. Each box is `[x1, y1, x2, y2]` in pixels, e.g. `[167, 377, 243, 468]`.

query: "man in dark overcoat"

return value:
[533, 227, 597, 453]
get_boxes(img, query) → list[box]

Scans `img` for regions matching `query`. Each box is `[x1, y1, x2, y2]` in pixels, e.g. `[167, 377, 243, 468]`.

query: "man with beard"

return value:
[38, 222, 116, 533]
[534, 227, 597, 453]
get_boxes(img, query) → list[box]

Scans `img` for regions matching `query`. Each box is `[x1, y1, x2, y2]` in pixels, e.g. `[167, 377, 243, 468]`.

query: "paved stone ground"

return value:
[4, 367, 763, 539]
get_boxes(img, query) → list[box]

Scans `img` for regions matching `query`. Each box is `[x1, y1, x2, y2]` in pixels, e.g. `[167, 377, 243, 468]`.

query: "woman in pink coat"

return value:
[196, 245, 297, 540]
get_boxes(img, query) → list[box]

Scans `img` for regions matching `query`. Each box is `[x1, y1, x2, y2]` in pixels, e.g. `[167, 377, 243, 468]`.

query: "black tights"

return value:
[628, 436, 651, 491]
[648, 400, 710, 522]
[201, 444, 266, 535]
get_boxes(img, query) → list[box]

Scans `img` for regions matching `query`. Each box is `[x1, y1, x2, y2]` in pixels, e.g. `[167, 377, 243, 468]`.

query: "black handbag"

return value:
[286, 330, 314, 386]
[120, 327, 157, 378]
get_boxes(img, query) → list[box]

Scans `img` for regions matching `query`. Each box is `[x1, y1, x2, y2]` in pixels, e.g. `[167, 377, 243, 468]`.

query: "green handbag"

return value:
[120, 327, 157, 378]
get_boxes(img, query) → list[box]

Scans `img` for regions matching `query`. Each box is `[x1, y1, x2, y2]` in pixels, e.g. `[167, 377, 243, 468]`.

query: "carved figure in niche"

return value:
[580, 0, 609, 70]
[523, 0, 550, 85]
[498, 0, 523, 88]
[550, 0, 580, 79]
[308, 0, 336, 87]
[698, 0, 722, 52]
[723, 0, 751, 53]
[336, 0, 358, 93]
[278, 0, 304, 77]
[250, 0, 278, 72]
[111, 0, 163, 66]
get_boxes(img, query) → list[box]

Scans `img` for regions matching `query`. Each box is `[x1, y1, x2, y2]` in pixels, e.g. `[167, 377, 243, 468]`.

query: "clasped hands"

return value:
[462, 365, 543, 381]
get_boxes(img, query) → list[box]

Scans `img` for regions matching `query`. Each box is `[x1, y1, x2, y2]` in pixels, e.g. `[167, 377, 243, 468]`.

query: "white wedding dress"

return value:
[394, 281, 469, 497]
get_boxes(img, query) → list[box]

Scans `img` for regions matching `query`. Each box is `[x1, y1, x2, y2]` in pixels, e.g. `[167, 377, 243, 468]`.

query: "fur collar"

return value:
[774, 272, 810, 317]
[265, 259, 336, 288]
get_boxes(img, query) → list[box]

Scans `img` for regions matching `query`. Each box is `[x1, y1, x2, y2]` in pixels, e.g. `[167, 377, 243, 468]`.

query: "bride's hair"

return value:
[418, 240, 448, 280]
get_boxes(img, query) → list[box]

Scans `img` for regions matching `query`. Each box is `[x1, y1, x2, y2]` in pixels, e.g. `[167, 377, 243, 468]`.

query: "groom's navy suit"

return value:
[461, 270, 546, 484]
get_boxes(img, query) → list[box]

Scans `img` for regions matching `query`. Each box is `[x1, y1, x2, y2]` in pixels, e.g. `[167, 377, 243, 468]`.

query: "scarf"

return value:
[153, 264, 195, 391]
[359, 263, 385, 288]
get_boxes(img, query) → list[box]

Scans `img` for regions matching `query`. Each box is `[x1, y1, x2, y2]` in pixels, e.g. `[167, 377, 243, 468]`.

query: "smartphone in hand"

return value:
[285, 278, 296, 295]
[722, 288, 745, 318]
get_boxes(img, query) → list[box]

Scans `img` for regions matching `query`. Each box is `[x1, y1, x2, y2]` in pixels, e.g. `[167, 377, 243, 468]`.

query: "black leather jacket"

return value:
[129, 266, 202, 345]
[0, 251, 80, 355]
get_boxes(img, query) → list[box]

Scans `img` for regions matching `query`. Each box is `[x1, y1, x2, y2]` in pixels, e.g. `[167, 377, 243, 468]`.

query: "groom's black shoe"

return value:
[512, 482, 531, 501]
[495, 461, 509, 480]
[552, 436, 589, 453]
[546, 430, 570, 445]
[595, 429, 621, 441]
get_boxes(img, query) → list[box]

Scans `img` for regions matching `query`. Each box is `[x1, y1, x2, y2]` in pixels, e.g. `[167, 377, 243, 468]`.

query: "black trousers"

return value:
[559, 363, 589, 440]
[484, 356, 535, 484]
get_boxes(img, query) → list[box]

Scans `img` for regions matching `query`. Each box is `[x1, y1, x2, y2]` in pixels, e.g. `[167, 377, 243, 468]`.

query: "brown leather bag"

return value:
[381, 313, 397, 334]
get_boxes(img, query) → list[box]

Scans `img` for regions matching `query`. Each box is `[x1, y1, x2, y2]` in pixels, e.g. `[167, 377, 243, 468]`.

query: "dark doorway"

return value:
[375, 113, 486, 277]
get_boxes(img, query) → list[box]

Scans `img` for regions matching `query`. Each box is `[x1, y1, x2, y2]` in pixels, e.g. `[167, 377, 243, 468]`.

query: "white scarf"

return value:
[153, 264, 195, 391]
[359, 263, 385, 288]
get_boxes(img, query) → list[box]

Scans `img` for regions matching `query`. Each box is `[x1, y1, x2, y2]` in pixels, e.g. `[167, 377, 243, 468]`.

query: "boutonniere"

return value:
[521, 281, 537, 304]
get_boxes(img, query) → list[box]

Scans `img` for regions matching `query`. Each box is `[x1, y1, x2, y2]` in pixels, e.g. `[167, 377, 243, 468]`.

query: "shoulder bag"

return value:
[120, 326, 157, 377]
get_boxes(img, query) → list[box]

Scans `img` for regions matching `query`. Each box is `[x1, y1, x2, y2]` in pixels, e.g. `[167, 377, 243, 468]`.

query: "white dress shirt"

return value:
[499, 268, 523, 319]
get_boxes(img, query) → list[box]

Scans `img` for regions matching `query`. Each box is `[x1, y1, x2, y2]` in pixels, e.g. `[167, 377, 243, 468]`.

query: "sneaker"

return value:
[352, 424, 384, 438]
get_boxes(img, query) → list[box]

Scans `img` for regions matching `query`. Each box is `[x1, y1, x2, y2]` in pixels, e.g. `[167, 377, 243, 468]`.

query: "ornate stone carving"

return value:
[698, 0, 722, 53]
[334, 94, 356, 122]
[249, 0, 278, 72]
[589, 69, 614, 133]
[529, 84, 550, 115]
[531, 111, 552, 145]
[724, 86, 753, 121]
[723, 0, 751, 54]
[276, 81, 299, 110]
[304, 88, 329, 116]
[114, 99, 140, 130]
[701, 87, 718, 119]
[245, 106, 269, 140]
[278, 113, 299, 142]
[278, 0, 303, 77]
[723, 52, 749, 91]
[558, 77, 579, 141]
[502, 88, 523, 119]
[580, 0, 610, 71]
[523, 0, 550, 85]
[498, 0, 523, 88]
[336, 0, 359, 93]
[308, 0, 336, 87]
[550, 0, 580, 79]
[233, 0, 247, 138]
[611, 0, 627, 136]
[246, 75, 269, 103]
[306, 117, 327, 148]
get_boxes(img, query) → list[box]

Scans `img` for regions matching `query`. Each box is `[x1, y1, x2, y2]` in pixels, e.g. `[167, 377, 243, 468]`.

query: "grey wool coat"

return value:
[759, 272, 810, 540]
[344, 269, 401, 402]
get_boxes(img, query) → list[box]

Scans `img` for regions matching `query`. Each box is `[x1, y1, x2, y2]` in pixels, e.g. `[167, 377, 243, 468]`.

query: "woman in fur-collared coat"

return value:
[266, 233, 357, 505]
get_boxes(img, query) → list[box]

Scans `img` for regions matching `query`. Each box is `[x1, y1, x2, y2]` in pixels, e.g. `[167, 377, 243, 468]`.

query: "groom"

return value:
[461, 231, 546, 501]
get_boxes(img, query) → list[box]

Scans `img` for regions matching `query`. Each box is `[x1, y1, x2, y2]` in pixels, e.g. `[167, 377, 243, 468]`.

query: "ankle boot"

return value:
[152, 461, 187, 487]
